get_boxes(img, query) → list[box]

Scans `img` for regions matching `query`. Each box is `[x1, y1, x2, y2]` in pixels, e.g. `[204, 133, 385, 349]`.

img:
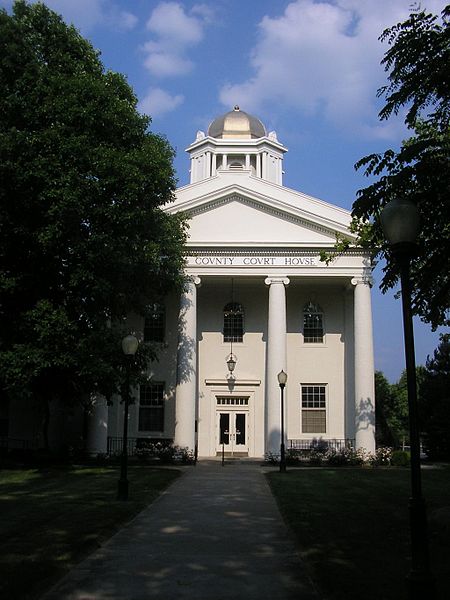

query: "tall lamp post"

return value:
[117, 334, 139, 501]
[278, 370, 287, 473]
[380, 198, 435, 599]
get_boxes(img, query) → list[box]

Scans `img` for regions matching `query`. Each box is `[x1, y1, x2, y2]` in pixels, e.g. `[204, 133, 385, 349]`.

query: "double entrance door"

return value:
[216, 396, 249, 455]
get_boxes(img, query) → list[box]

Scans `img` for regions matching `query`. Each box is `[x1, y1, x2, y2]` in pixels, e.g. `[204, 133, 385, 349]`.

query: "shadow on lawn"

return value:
[0, 466, 180, 600]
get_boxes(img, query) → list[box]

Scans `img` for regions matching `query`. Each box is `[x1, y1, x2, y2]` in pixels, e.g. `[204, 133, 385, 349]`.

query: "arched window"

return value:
[223, 302, 244, 342]
[303, 301, 324, 343]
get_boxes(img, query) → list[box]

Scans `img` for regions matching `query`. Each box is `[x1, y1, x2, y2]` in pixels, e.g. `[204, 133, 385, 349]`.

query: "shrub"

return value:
[135, 442, 195, 464]
[371, 447, 394, 466]
[309, 448, 326, 466]
[391, 450, 410, 467]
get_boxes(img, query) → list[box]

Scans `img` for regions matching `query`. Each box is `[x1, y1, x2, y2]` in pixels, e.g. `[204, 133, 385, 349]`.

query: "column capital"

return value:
[351, 274, 373, 287]
[265, 276, 290, 287]
[188, 275, 201, 287]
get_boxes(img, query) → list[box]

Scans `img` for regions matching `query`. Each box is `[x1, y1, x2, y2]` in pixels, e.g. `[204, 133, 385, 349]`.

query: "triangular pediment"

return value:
[186, 194, 338, 245]
[165, 174, 354, 248]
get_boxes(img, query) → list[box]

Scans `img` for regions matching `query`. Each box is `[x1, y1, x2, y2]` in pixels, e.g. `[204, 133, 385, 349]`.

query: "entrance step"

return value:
[216, 451, 248, 457]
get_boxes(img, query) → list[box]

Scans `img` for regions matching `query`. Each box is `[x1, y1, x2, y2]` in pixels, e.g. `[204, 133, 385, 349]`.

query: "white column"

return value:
[222, 154, 227, 170]
[352, 276, 376, 452]
[205, 152, 211, 178]
[262, 152, 267, 179]
[190, 158, 194, 184]
[245, 154, 250, 170]
[212, 153, 217, 176]
[256, 154, 261, 178]
[192, 157, 198, 182]
[86, 395, 108, 455]
[265, 276, 290, 455]
[174, 276, 201, 451]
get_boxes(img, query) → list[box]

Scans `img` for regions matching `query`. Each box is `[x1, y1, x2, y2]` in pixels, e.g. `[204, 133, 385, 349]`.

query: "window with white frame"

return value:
[303, 301, 324, 343]
[144, 303, 165, 343]
[139, 382, 164, 432]
[301, 385, 326, 433]
[223, 302, 244, 343]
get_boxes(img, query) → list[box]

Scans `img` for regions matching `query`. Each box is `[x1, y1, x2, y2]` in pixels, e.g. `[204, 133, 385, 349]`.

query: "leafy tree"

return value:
[375, 371, 397, 447]
[0, 2, 187, 446]
[375, 367, 428, 448]
[391, 365, 427, 446]
[349, 5, 450, 330]
[420, 334, 450, 459]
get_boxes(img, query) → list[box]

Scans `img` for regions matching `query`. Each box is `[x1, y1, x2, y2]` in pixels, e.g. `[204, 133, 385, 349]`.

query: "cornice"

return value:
[186, 247, 372, 257]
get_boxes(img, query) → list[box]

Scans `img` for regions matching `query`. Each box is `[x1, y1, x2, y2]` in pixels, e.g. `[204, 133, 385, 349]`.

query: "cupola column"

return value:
[352, 276, 376, 452]
[262, 152, 268, 179]
[174, 276, 201, 451]
[212, 153, 217, 176]
[265, 276, 290, 455]
[256, 154, 262, 178]
[221, 154, 227, 170]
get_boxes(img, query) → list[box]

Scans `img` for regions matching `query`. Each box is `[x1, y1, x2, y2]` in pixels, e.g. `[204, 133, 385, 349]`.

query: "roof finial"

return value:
[233, 105, 240, 111]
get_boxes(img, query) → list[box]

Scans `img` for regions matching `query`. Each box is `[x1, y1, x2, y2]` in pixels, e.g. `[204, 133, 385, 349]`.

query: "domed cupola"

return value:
[186, 107, 287, 185]
[208, 106, 266, 140]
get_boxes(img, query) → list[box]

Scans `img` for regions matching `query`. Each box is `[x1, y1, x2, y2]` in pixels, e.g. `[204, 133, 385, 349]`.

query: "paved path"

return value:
[42, 460, 319, 600]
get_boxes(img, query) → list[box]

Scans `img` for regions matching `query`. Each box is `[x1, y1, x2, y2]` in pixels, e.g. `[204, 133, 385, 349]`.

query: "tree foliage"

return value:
[420, 334, 450, 459]
[0, 1, 187, 433]
[375, 367, 426, 448]
[351, 5, 450, 330]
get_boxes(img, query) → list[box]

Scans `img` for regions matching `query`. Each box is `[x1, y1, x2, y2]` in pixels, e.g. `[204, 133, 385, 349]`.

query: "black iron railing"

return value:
[0, 437, 30, 451]
[289, 438, 355, 452]
[106, 437, 174, 456]
[107, 436, 138, 456]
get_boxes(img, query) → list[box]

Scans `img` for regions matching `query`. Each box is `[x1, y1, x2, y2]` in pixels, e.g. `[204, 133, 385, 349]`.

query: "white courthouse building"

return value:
[100, 106, 376, 459]
[4, 107, 376, 458]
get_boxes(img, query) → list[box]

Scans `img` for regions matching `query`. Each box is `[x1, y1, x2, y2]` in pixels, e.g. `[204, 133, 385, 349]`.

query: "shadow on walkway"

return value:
[42, 461, 319, 600]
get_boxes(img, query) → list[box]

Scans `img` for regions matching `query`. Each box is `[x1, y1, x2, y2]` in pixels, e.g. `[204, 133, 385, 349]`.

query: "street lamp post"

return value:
[117, 334, 139, 501]
[380, 198, 435, 599]
[278, 370, 287, 473]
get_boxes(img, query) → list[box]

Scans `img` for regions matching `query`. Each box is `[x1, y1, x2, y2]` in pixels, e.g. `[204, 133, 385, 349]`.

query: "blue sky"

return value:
[2, 0, 448, 381]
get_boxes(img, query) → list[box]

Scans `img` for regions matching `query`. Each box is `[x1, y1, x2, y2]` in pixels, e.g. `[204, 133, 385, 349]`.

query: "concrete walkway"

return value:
[42, 460, 320, 600]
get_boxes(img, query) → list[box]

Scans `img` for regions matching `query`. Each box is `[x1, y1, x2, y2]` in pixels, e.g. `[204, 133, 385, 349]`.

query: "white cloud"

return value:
[143, 49, 194, 77]
[219, 0, 448, 138]
[138, 87, 184, 118]
[23, 1, 138, 33]
[143, 1, 213, 77]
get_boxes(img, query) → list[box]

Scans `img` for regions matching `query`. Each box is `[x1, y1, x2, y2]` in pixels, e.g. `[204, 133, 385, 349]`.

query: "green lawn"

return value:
[0, 465, 181, 600]
[267, 466, 450, 600]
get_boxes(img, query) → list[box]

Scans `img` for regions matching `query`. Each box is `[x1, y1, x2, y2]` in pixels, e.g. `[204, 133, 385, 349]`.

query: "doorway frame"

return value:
[216, 400, 250, 455]
[203, 380, 260, 457]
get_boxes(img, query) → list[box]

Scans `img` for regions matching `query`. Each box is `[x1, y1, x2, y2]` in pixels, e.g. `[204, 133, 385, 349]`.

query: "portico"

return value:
[99, 107, 376, 459]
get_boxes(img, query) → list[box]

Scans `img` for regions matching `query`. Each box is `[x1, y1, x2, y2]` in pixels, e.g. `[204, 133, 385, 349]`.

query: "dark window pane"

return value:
[220, 413, 230, 444]
[302, 385, 326, 408]
[139, 407, 164, 432]
[235, 413, 246, 445]
[223, 302, 244, 342]
[144, 303, 165, 343]
[139, 383, 164, 431]
[303, 301, 323, 343]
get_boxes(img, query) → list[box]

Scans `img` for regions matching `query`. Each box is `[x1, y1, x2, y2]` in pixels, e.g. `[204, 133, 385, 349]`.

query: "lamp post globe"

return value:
[117, 334, 139, 501]
[380, 199, 434, 599]
[122, 334, 139, 356]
